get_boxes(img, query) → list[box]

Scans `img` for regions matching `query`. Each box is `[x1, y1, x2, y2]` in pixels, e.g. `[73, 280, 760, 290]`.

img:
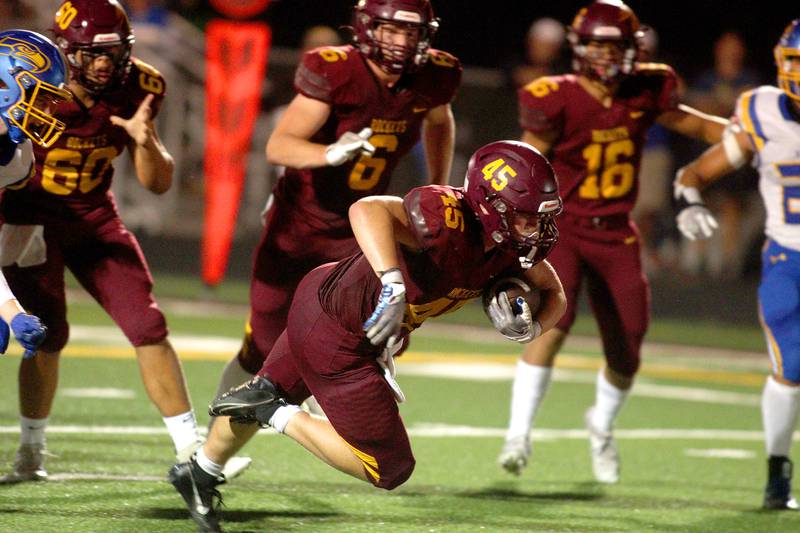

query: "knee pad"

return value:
[125, 308, 168, 347]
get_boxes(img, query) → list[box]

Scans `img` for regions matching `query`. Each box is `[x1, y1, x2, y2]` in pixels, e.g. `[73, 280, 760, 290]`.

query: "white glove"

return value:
[674, 184, 718, 241]
[676, 204, 718, 240]
[363, 268, 406, 347]
[324, 127, 375, 166]
[486, 292, 541, 343]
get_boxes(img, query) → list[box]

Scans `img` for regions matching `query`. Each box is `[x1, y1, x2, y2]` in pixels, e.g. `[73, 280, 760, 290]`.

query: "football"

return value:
[483, 276, 541, 316]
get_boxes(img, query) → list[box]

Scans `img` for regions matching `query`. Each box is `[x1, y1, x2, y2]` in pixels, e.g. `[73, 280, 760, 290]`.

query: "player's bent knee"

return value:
[125, 312, 168, 347]
[374, 457, 416, 490]
[40, 323, 69, 353]
[237, 336, 266, 375]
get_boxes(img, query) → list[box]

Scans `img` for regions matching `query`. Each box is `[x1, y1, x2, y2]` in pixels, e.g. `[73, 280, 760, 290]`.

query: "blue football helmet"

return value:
[776, 19, 800, 101]
[0, 29, 71, 148]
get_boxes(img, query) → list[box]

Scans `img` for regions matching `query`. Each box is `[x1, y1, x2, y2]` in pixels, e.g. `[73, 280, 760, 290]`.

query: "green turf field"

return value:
[0, 280, 794, 532]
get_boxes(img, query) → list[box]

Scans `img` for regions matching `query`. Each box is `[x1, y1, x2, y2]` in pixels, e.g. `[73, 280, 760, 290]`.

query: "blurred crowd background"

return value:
[3, 0, 797, 324]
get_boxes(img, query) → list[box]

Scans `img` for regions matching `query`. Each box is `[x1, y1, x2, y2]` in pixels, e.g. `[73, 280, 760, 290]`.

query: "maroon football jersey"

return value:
[518, 63, 678, 218]
[0, 57, 166, 223]
[276, 45, 462, 235]
[319, 185, 521, 342]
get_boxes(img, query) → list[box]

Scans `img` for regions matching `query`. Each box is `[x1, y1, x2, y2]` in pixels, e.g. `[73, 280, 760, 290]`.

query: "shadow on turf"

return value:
[142, 507, 339, 523]
[458, 482, 605, 503]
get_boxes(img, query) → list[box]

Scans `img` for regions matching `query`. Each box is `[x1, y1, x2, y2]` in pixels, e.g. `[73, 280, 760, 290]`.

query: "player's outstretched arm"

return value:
[673, 126, 754, 240]
[657, 103, 727, 145]
[523, 259, 566, 334]
[422, 104, 455, 185]
[112, 94, 175, 194]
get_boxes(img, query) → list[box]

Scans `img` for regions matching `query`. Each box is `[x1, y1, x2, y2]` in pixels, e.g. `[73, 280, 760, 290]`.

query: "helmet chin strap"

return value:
[519, 246, 538, 269]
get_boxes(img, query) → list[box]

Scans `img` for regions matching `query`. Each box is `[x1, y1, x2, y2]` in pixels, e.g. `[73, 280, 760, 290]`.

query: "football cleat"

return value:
[209, 375, 286, 427]
[497, 435, 531, 476]
[169, 456, 225, 533]
[585, 408, 620, 484]
[1, 443, 49, 483]
[763, 456, 799, 510]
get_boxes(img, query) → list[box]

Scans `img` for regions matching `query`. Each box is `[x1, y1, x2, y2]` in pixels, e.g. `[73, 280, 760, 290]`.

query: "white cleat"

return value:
[222, 455, 252, 481]
[1, 443, 49, 483]
[585, 408, 620, 484]
[497, 435, 531, 476]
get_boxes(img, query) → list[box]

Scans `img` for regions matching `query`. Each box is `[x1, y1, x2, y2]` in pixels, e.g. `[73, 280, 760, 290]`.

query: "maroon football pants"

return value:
[549, 215, 650, 376]
[258, 264, 415, 490]
[3, 205, 167, 352]
[238, 200, 360, 373]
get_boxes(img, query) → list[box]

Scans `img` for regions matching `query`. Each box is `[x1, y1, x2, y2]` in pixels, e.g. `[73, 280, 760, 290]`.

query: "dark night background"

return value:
[242, 1, 799, 82]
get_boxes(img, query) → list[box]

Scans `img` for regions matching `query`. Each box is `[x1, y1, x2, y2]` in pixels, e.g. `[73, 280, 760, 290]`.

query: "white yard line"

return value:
[0, 424, 780, 441]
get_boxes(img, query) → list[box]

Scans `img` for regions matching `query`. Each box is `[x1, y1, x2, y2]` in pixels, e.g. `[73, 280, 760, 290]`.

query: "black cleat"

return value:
[209, 375, 286, 427]
[763, 456, 799, 510]
[169, 457, 225, 532]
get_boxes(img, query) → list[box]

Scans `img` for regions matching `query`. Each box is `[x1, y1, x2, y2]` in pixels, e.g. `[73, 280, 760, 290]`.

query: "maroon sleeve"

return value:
[293, 46, 355, 104]
[517, 76, 564, 133]
[635, 63, 680, 113]
[423, 49, 463, 106]
[128, 57, 166, 118]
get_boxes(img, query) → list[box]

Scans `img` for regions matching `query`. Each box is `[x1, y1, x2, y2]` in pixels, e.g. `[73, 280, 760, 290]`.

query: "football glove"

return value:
[674, 184, 718, 241]
[363, 268, 406, 347]
[10, 312, 46, 358]
[377, 342, 405, 403]
[486, 292, 541, 343]
[324, 127, 375, 166]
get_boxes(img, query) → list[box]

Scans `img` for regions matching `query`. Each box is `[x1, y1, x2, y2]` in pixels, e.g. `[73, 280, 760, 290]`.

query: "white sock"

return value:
[196, 446, 223, 478]
[214, 356, 255, 399]
[505, 361, 552, 441]
[591, 369, 629, 433]
[20, 416, 48, 446]
[269, 404, 302, 434]
[762, 375, 800, 457]
[163, 410, 200, 452]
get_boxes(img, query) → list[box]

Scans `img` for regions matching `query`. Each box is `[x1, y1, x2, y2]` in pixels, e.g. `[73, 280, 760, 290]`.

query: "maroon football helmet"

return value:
[51, 0, 134, 94]
[463, 141, 562, 267]
[352, 0, 439, 75]
[568, 0, 643, 84]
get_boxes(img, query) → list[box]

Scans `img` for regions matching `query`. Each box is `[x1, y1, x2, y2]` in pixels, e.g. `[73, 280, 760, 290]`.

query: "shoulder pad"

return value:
[128, 57, 167, 116]
[426, 49, 462, 71]
[294, 46, 356, 103]
[404, 185, 459, 245]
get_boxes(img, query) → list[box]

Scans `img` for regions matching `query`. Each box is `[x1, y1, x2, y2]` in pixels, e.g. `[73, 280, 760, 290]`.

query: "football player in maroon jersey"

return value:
[169, 141, 566, 533]
[498, 0, 728, 483]
[0, 0, 202, 482]
[211, 0, 461, 425]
